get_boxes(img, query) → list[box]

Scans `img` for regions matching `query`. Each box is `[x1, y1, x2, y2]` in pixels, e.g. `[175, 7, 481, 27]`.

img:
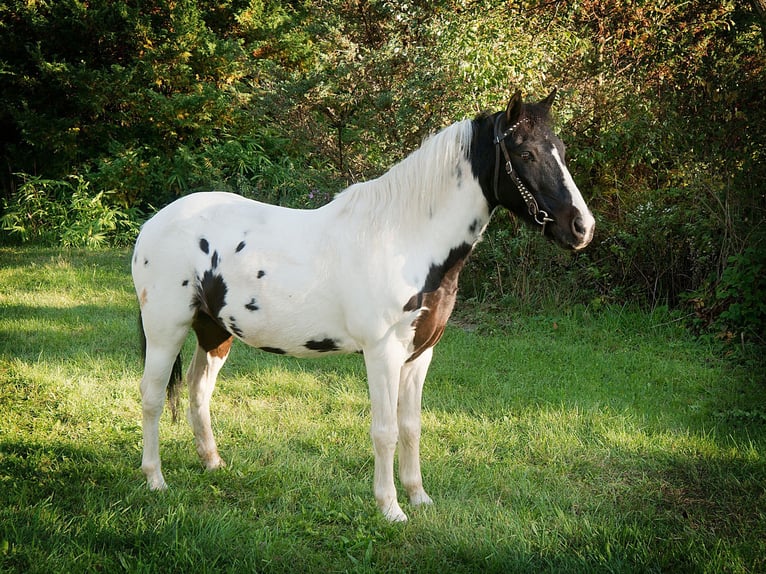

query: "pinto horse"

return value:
[132, 89, 594, 522]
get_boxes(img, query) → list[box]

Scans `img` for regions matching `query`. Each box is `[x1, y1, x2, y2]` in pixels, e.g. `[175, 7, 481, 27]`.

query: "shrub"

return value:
[1, 175, 142, 247]
[713, 246, 766, 345]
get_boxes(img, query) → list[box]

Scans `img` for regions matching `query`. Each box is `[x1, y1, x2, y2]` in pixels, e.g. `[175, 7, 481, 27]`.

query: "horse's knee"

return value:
[398, 417, 421, 449]
[370, 425, 398, 454]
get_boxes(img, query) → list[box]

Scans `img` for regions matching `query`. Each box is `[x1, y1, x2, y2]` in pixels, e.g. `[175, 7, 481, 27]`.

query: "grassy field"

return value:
[1, 247, 764, 573]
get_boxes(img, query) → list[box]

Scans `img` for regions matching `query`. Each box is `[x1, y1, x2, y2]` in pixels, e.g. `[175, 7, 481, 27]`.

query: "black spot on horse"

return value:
[144, 258, 149, 266]
[235, 241, 246, 253]
[199, 238, 210, 254]
[469, 219, 479, 234]
[182, 279, 189, 287]
[195, 269, 228, 320]
[211, 251, 219, 269]
[228, 316, 244, 337]
[245, 298, 259, 311]
[260, 346, 286, 355]
[257, 270, 266, 279]
[304, 338, 340, 352]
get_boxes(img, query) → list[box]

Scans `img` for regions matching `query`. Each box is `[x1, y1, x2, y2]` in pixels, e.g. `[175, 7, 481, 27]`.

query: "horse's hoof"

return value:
[381, 502, 408, 523]
[409, 490, 433, 507]
[147, 477, 167, 491]
[204, 455, 226, 471]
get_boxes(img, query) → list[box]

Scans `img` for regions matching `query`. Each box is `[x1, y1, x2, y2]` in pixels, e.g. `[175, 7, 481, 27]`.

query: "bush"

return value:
[711, 246, 766, 345]
[1, 175, 142, 247]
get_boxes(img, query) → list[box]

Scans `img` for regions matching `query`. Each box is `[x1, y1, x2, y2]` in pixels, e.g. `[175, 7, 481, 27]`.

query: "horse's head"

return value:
[484, 89, 595, 251]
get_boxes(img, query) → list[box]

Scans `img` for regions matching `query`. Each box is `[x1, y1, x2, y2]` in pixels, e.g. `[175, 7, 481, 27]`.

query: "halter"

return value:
[493, 114, 554, 232]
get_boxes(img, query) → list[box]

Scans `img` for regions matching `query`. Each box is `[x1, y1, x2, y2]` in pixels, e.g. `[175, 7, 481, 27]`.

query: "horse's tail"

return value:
[138, 310, 183, 423]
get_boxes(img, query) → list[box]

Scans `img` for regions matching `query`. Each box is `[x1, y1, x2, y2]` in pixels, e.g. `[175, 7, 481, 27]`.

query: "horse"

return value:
[132, 89, 595, 522]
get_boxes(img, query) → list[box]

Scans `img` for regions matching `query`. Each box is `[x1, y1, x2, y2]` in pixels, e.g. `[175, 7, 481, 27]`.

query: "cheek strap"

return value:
[493, 114, 554, 230]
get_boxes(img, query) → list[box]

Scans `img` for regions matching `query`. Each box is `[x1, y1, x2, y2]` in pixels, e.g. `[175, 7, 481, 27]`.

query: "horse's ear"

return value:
[539, 88, 557, 111]
[505, 90, 523, 124]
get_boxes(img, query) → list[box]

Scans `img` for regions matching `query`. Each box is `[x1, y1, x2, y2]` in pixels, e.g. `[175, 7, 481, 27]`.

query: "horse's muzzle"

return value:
[570, 212, 595, 250]
[553, 208, 595, 251]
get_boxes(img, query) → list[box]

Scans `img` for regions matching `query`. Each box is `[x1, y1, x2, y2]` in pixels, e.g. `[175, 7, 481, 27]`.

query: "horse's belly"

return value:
[217, 285, 368, 358]
[241, 331, 363, 358]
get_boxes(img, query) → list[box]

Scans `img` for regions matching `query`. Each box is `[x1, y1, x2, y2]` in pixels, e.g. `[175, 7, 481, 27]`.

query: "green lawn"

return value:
[1, 248, 764, 573]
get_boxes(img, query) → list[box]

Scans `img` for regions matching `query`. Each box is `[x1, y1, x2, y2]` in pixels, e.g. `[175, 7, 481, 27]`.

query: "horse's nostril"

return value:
[572, 215, 586, 238]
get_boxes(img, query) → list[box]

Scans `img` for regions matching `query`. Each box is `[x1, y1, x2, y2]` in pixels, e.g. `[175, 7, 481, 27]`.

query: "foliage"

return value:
[0, 0, 764, 343]
[711, 245, 766, 345]
[1, 175, 141, 247]
[540, 0, 765, 342]
[1, 248, 765, 572]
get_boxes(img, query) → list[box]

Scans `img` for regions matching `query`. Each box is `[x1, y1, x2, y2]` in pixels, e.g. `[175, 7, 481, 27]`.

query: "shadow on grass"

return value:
[2, 434, 764, 573]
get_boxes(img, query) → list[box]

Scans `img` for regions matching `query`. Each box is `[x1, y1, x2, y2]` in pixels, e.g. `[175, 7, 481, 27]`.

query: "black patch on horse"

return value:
[403, 292, 424, 312]
[199, 238, 210, 254]
[228, 316, 244, 338]
[257, 270, 266, 279]
[305, 338, 340, 352]
[235, 241, 246, 253]
[211, 251, 219, 269]
[260, 346, 286, 355]
[422, 243, 472, 292]
[245, 298, 259, 311]
[195, 269, 228, 320]
[192, 311, 232, 354]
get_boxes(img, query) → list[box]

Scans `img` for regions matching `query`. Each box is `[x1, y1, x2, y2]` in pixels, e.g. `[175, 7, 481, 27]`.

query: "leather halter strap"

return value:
[492, 114, 554, 230]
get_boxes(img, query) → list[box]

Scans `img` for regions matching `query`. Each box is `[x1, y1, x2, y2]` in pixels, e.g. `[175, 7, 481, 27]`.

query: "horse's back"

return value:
[136, 192, 283, 247]
[134, 191, 321, 268]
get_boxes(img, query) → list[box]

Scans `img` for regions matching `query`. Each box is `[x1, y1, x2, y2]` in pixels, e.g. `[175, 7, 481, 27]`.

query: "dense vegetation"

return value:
[1, 0, 764, 348]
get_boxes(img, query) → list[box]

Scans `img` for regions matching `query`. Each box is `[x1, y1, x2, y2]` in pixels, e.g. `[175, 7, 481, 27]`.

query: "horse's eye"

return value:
[520, 151, 533, 161]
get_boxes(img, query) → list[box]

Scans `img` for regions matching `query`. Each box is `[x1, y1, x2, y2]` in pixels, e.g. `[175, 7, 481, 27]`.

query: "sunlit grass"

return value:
[1, 247, 764, 573]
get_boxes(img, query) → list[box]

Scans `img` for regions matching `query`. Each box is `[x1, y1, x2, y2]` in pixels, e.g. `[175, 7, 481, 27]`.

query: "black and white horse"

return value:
[132, 89, 594, 521]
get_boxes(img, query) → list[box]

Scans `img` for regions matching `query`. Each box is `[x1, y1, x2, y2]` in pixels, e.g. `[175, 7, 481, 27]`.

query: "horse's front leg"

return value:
[398, 347, 434, 508]
[364, 341, 408, 522]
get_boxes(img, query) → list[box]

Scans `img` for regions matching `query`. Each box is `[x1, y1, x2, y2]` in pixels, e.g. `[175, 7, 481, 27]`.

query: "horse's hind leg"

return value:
[398, 347, 434, 508]
[140, 326, 189, 490]
[187, 313, 233, 471]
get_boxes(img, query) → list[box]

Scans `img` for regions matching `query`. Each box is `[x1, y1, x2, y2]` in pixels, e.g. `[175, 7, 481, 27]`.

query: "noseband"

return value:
[493, 114, 554, 231]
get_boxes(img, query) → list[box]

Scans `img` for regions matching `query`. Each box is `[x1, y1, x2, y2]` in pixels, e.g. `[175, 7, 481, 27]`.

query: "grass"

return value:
[1, 247, 764, 573]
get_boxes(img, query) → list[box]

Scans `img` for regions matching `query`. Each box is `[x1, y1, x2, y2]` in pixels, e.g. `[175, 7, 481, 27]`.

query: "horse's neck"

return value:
[410, 126, 489, 216]
[331, 119, 491, 257]
[411, 173, 492, 252]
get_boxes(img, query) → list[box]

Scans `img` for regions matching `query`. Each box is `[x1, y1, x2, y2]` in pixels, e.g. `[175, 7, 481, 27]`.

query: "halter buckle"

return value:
[534, 210, 554, 226]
